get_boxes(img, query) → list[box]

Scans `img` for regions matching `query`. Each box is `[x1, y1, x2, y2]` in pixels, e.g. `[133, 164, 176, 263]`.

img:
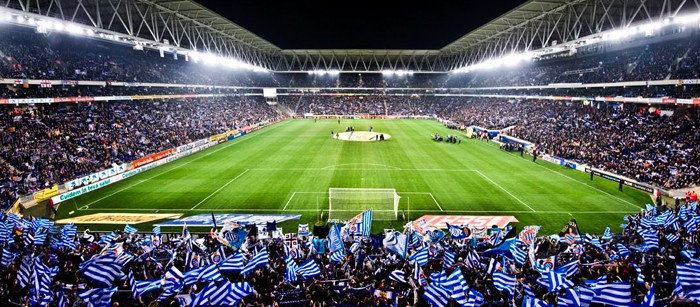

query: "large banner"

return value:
[154, 214, 301, 227]
[131, 149, 174, 168]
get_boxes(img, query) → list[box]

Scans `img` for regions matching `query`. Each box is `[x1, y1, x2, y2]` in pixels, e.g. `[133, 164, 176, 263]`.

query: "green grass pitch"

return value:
[55, 119, 650, 234]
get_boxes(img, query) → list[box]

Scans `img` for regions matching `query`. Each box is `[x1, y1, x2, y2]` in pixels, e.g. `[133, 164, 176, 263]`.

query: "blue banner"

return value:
[155, 214, 301, 227]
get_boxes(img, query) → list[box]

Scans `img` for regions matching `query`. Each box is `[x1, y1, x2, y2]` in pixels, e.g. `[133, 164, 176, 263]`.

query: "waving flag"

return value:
[129, 272, 161, 299]
[493, 271, 516, 297]
[297, 259, 321, 278]
[443, 249, 455, 267]
[538, 271, 574, 292]
[554, 260, 579, 278]
[327, 223, 344, 253]
[641, 283, 655, 307]
[383, 231, 408, 258]
[182, 268, 201, 287]
[77, 287, 117, 307]
[78, 255, 123, 287]
[198, 263, 224, 282]
[219, 253, 245, 272]
[466, 288, 485, 307]
[409, 247, 429, 266]
[677, 264, 700, 288]
[413, 262, 427, 287]
[241, 247, 269, 275]
[602, 227, 612, 240]
[18, 257, 31, 289]
[98, 233, 117, 245]
[519, 226, 540, 245]
[389, 270, 407, 284]
[641, 231, 659, 251]
[123, 224, 138, 234]
[511, 244, 527, 266]
[557, 288, 580, 307]
[423, 283, 450, 307]
[591, 281, 632, 307]
[1, 249, 14, 267]
[285, 256, 299, 282]
[443, 269, 467, 292]
[447, 223, 470, 239]
[343, 209, 373, 237]
[450, 281, 469, 306]
[616, 244, 630, 258]
[330, 249, 345, 263]
[666, 232, 680, 243]
[229, 282, 255, 300]
[191, 281, 234, 306]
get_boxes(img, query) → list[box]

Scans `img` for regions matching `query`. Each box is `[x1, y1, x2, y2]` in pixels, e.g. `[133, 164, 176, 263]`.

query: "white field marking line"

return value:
[83, 122, 287, 207]
[282, 192, 297, 211]
[428, 193, 444, 211]
[531, 162, 643, 209]
[321, 163, 402, 170]
[78, 208, 638, 214]
[189, 169, 250, 210]
[474, 170, 536, 212]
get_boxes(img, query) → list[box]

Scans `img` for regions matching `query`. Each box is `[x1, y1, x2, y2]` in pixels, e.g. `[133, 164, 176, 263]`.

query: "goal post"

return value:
[328, 188, 400, 221]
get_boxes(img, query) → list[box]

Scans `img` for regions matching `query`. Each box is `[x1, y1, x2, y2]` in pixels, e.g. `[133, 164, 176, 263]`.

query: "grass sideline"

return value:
[55, 119, 649, 235]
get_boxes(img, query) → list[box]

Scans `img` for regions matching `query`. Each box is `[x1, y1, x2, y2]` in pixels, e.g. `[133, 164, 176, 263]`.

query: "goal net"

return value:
[328, 188, 400, 221]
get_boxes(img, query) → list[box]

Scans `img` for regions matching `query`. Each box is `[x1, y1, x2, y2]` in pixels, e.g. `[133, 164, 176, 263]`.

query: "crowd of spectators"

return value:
[3, 26, 700, 90]
[1, 199, 699, 306]
[0, 97, 280, 207]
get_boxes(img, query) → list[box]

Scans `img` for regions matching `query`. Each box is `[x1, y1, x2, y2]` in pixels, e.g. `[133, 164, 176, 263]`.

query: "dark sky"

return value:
[196, 0, 529, 50]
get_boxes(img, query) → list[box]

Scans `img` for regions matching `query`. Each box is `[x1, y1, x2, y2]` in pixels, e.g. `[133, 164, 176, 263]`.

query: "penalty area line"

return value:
[189, 169, 250, 210]
[282, 192, 297, 211]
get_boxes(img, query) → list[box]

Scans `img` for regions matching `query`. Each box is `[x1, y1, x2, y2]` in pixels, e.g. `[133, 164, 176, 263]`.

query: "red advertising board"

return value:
[417, 215, 518, 229]
[131, 149, 174, 168]
[0, 99, 7, 104]
[661, 97, 677, 104]
[693, 98, 700, 105]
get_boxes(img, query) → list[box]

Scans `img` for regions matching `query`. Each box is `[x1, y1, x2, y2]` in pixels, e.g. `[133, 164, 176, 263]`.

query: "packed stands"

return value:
[0, 97, 280, 207]
[0, 201, 699, 306]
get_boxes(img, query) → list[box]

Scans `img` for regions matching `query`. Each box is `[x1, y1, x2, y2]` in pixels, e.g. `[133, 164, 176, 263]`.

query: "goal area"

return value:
[328, 188, 400, 221]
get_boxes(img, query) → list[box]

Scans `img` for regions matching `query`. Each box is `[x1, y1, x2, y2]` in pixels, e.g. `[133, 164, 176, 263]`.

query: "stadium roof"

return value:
[1, 0, 698, 72]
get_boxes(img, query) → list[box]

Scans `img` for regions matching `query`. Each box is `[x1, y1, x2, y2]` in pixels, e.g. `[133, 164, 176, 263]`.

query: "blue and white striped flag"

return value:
[466, 288, 484, 307]
[219, 252, 245, 272]
[330, 249, 345, 263]
[152, 226, 161, 236]
[641, 231, 659, 251]
[443, 249, 455, 268]
[590, 237, 603, 250]
[129, 272, 161, 299]
[285, 256, 298, 283]
[511, 245, 527, 266]
[123, 224, 138, 234]
[423, 283, 450, 307]
[554, 260, 579, 278]
[77, 287, 117, 307]
[1, 249, 14, 267]
[191, 281, 233, 306]
[18, 257, 31, 289]
[430, 270, 447, 286]
[539, 271, 574, 292]
[443, 269, 466, 292]
[666, 232, 680, 243]
[493, 271, 516, 297]
[450, 281, 469, 306]
[413, 262, 427, 286]
[297, 259, 321, 279]
[241, 247, 269, 275]
[673, 275, 684, 297]
[557, 288, 580, 307]
[78, 255, 123, 287]
[409, 247, 429, 266]
[198, 263, 224, 282]
[677, 263, 700, 288]
[602, 227, 612, 240]
[466, 250, 481, 269]
[523, 296, 552, 307]
[229, 282, 255, 300]
[389, 270, 407, 284]
[616, 244, 630, 258]
[0, 222, 10, 243]
[98, 233, 117, 245]
[632, 262, 645, 284]
[590, 281, 632, 307]
[183, 267, 201, 287]
[641, 283, 655, 307]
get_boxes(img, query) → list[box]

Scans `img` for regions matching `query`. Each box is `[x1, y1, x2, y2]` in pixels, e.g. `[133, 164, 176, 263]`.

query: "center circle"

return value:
[334, 131, 391, 142]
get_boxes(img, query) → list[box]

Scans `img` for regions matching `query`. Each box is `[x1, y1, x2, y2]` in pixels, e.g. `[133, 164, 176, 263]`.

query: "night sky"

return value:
[196, 0, 529, 50]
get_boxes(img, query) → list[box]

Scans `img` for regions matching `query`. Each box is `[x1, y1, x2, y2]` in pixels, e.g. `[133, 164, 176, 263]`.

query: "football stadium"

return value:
[0, 0, 699, 306]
